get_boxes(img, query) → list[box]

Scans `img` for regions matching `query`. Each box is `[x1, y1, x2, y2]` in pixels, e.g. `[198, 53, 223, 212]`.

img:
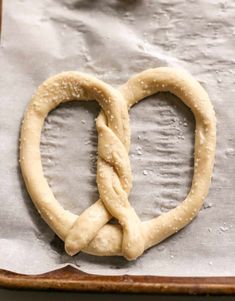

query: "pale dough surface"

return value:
[20, 67, 216, 260]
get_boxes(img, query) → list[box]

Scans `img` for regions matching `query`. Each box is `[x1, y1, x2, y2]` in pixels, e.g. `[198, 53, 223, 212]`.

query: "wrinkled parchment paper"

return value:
[0, 0, 235, 276]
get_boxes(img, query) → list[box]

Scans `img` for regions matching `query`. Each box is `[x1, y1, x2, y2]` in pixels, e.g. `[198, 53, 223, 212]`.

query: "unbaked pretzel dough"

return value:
[20, 68, 216, 260]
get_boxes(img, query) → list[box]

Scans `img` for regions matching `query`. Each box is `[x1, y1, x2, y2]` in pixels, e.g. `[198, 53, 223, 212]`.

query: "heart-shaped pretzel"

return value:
[20, 68, 216, 260]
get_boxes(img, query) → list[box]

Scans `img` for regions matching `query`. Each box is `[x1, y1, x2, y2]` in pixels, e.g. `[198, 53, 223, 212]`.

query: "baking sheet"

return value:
[0, 0, 235, 276]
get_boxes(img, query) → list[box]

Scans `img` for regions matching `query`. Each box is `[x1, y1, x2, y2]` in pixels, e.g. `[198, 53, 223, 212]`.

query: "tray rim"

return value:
[1, 265, 235, 294]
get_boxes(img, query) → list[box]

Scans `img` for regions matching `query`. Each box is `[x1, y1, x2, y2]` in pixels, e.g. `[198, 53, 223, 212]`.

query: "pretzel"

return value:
[20, 68, 216, 260]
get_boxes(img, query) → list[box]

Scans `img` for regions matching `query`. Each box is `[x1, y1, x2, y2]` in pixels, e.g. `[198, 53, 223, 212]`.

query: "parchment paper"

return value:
[0, 0, 235, 276]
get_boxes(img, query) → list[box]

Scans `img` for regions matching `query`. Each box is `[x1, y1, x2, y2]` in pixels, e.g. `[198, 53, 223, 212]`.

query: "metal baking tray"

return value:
[1, 266, 235, 294]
